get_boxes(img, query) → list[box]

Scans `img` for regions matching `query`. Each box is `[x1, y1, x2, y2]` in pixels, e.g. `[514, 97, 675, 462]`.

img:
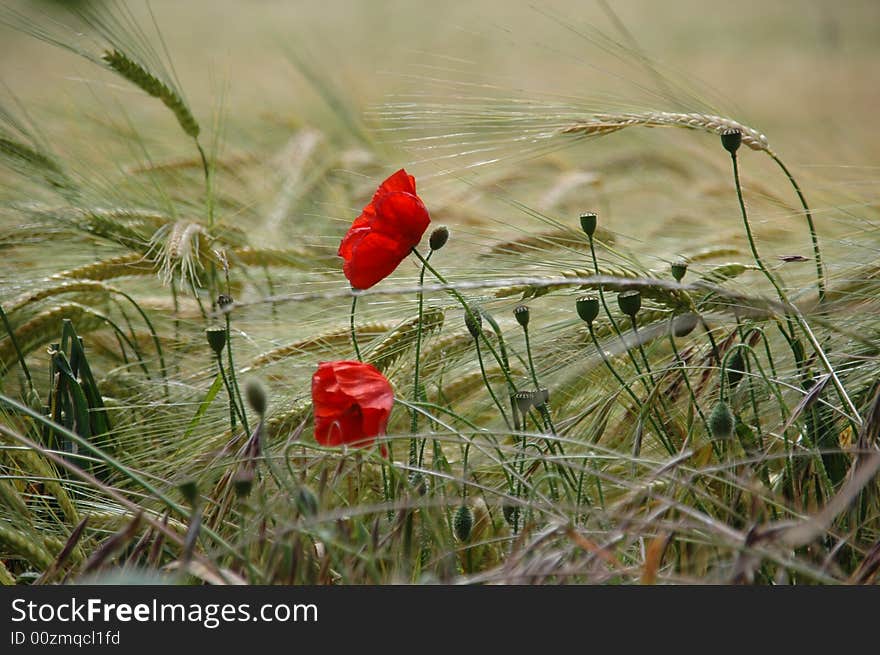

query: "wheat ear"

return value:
[102, 49, 200, 139]
[561, 111, 771, 153]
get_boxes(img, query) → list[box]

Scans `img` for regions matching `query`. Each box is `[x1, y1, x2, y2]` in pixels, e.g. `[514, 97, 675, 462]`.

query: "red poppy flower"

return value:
[338, 168, 431, 289]
[311, 360, 394, 449]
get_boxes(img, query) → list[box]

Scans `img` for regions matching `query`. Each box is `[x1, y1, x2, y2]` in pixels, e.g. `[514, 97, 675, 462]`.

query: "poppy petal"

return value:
[375, 168, 416, 197]
[343, 231, 412, 290]
[311, 361, 394, 449]
[371, 191, 431, 246]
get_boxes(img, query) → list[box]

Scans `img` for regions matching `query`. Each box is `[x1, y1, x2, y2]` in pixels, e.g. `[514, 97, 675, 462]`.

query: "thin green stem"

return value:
[350, 294, 362, 362]
[411, 250, 432, 467]
[225, 312, 250, 436]
[769, 152, 825, 303]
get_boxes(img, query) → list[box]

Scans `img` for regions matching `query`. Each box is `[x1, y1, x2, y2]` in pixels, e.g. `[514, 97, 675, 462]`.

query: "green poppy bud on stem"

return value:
[233, 468, 254, 498]
[579, 212, 598, 237]
[296, 486, 319, 517]
[502, 503, 518, 527]
[205, 326, 227, 355]
[429, 225, 449, 251]
[408, 471, 428, 496]
[721, 129, 742, 155]
[726, 350, 746, 390]
[513, 304, 530, 328]
[245, 379, 268, 417]
[453, 504, 474, 542]
[617, 290, 641, 317]
[709, 401, 735, 440]
[464, 305, 482, 339]
[178, 480, 199, 506]
[671, 260, 688, 282]
[576, 295, 600, 325]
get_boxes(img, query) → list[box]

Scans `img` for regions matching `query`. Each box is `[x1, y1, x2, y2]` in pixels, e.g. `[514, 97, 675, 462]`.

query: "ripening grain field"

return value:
[1, 0, 879, 585]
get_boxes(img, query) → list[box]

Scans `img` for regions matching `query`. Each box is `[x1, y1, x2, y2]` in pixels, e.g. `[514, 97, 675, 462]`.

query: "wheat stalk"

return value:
[247, 323, 396, 370]
[54, 253, 151, 281]
[102, 49, 200, 139]
[0, 521, 55, 569]
[561, 112, 771, 153]
[367, 308, 445, 372]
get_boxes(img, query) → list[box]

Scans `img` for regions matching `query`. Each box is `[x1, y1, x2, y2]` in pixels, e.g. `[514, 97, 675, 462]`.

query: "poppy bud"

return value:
[464, 305, 482, 339]
[245, 379, 268, 417]
[233, 468, 254, 498]
[671, 260, 688, 282]
[502, 502, 518, 526]
[296, 486, 319, 517]
[579, 212, 598, 237]
[576, 295, 600, 325]
[617, 290, 641, 317]
[429, 225, 449, 251]
[205, 326, 226, 355]
[453, 504, 474, 542]
[721, 129, 742, 155]
[726, 350, 746, 391]
[513, 304, 530, 328]
[217, 294, 234, 309]
[709, 401, 735, 440]
[671, 312, 698, 337]
[408, 471, 428, 496]
[178, 480, 199, 506]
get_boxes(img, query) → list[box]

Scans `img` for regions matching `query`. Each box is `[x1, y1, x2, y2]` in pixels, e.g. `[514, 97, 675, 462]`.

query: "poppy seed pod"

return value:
[205, 326, 227, 355]
[671, 260, 688, 282]
[178, 480, 199, 506]
[576, 295, 600, 325]
[502, 503, 518, 526]
[721, 128, 742, 155]
[709, 401, 735, 440]
[513, 304, 530, 328]
[464, 305, 482, 339]
[408, 471, 428, 496]
[617, 290, 641, 317]
[245, 379, 268, 417]
[579, 212, 598, 237]
[233, 468, 254, 498]
[429, 225, 449, 251]
[726, 350, 746, 391]
[453, 504, 474, 542]
[535, 388, 550, 407]
[671, 312, 699, 337]
[296, 486, 319, 517]
[513, 390, 533, 417]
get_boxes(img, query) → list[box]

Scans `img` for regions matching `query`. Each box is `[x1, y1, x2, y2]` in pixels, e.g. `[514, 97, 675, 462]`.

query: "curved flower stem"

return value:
[411, 250, 432, 467]
[729, 152, 797, 341]
[474, 337, 511, 429]
[216, 352, 248, 432]
[666, 327, 711, 444]
[350, 294, 363, 362]
[768, 152, 825, 303]
[411, 251, 516, 406]
[587, 234, 652, 394]
[225, 312, 250, 437]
